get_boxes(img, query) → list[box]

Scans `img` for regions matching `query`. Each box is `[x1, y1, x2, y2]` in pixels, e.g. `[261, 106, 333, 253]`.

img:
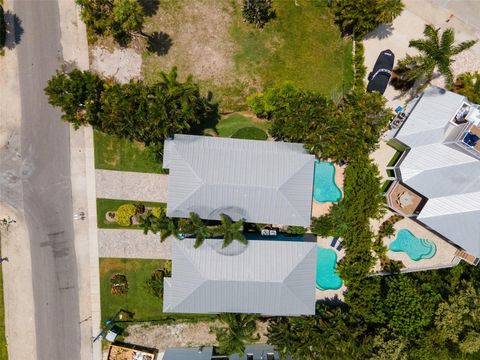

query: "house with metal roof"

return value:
[386, 86, 480, 265]
[163, 344, 289, 360]
[163, 238, 316, 315]
[163, 135, 315, 227]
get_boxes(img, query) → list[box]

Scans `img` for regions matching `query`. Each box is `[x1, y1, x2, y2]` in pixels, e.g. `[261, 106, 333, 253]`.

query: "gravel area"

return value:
[91, 46, 142, 84]
[95, 169, 168, 202]
[98, 229, 172, 259]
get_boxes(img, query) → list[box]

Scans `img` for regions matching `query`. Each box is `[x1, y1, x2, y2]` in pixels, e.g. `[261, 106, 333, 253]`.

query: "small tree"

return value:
[397, 25, 477, 87]
[212, 214, 247, 248]
[181, 212, 211, 249]
[452, 72, 480, 103]
[242, 0, 275, 29]
[211, 313, 260, 356]
[144, 269, 164, 299]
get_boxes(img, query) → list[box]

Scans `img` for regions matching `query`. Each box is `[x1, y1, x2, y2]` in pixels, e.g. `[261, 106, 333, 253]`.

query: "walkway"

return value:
[98, 229, 173, 259]
[95, 169, 168, 202]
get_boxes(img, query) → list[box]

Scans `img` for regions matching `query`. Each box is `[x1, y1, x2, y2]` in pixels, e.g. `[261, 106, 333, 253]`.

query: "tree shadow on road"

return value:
[4, 10, 24, 49]
[146, 31, 173, 56]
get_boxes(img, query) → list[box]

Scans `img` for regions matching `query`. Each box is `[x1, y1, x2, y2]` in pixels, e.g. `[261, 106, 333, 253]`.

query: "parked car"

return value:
[367, 49, 395, 94]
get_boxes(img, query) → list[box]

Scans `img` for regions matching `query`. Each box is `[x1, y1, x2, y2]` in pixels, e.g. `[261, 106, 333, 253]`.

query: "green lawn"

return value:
[94, 130, 166, 174]
[99, 258, 214, 323]
[231, 127, 268, 140]
[0, 263, 7, 360]
[230, 1, 353, 99]
[216, 114, 269, 138]
[96, 198, 166, 229]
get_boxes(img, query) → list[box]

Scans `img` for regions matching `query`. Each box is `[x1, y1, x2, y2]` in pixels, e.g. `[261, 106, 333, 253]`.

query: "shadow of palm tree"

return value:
[4, 10, 24, 49]
[146, 31, 173, 56]
[138, 0, 160, 17]
[363, 23, 394, 40]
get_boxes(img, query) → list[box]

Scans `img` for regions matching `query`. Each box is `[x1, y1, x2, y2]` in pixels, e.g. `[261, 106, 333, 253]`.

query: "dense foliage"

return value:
[333, 0, 404, 38]
[242, 0, 275, 28]
[0, 5, 5, 51]
[247, 83, 391, 162]
[398, 25, 477, 87]
[45, 67, 217, 159]
[211, 313, 260, 356]
[452, 71, 480, 103]
[268, 264, 480, 359]
[76, 0, 145, 45]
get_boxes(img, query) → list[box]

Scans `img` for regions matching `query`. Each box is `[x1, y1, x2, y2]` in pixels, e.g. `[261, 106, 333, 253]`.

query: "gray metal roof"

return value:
[163, 238, 316, 315]
[395, 87, 466, 147]
[163, 345, 289, 360]
[163, 135, 315, 226]
[394, 87, 480, 257]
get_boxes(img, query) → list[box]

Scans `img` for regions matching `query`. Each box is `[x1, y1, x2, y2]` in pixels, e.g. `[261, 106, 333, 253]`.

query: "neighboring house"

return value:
[107, 343, 157, 360]
[163, 135, 315, 227]
[386, 86, 480, 265]
[163, 238, 316, 315]
[163, 344, 289, 360]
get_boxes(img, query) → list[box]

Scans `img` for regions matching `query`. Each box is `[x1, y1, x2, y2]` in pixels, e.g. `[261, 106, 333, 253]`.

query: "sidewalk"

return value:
[96, 169, 169, 203]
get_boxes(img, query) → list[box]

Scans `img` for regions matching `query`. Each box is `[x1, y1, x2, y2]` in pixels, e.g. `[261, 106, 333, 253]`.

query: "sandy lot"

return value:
[90, 46, 142, 83]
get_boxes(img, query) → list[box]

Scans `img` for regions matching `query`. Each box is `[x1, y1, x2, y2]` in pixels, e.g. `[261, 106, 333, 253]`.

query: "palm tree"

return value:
[398, 24, 477, 87]
[140, 214, 181, 242]
[384, 223, 396, 238]
[212, 214, 247, 248]
[183, 212, 211, 248]
[211, 313, 260, 356]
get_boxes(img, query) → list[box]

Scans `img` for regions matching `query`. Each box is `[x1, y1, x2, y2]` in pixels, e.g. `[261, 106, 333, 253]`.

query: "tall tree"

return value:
[211, 313, 260, 356]
[212, 214, 247, 248]
[397, 25, 477, 87]
[182, 212, 211, 248]
[333, 0, 404, 38]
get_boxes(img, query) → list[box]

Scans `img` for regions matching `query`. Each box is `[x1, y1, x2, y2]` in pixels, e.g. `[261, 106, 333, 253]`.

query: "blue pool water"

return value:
[313, 161, 342, 203]
[389, 229, 437, 261]
[316, 247, 343, 290]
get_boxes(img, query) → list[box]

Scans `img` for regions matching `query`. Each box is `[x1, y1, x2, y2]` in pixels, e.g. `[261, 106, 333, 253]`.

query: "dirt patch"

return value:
[142, 0, 236, 84]
[124, 321, 220, 353]
[91, 46, 142, 83]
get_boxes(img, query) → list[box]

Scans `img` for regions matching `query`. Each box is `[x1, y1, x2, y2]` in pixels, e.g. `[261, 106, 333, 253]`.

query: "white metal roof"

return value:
[163, 238, 316, 315]
[394, 87, 480, 257]
[163, 135, 315, 226]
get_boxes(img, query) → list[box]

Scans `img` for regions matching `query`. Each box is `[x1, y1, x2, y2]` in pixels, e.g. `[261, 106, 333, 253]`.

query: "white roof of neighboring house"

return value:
[394, 87, 480, 257]
[163, 134, 315, 226]
[163, 238, 317, 315]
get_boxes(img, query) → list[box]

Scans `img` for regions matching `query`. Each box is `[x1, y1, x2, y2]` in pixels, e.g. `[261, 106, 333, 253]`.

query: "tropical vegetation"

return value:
[248, 83, 391, 162]
[76, 0, 145, 45]
[267, 264, 480, 359]
[45, 67, 218, 160]
[333, 0, 404, 38]
[397, 24, 477, 87]
[451, 71, 480, 103]
[211, 313, 260, 356]
[0, 4, 5, 52]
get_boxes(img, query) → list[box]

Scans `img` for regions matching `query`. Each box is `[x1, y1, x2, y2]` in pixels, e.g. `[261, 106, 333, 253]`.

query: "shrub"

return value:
[353, 41, 367, 90]
[242, 0, 275, 29]
[116, 204, 137, 226]
[286, 226, 306, 235]
[151, 207, 164, 218]
[144, 269, 164, 299]
[0, 6, 5, 50]
[231, 127, 268, 140]
[164, 260, 172, 276]
[110, 273, 128, 296]
[135, 203, 145, 215]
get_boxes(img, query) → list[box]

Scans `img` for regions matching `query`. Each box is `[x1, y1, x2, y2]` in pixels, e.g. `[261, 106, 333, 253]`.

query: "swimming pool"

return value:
[389, 229, 437, 261]
[313, 161, 342, 203]
[316, 247, 343, 290]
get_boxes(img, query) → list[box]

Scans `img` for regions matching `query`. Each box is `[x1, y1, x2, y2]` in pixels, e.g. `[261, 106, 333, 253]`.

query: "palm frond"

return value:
[451, 39, 477, 55]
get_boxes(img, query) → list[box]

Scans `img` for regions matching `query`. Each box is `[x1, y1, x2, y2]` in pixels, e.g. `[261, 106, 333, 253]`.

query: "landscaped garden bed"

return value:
[96, 198, 166, 229]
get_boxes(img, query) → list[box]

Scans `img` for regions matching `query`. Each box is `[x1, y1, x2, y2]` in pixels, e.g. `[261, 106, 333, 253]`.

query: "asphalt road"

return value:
[13, 1, 82, 359]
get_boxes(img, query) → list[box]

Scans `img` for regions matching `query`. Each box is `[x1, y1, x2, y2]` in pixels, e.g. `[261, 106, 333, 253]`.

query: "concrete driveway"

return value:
[363, 0, 480, 108]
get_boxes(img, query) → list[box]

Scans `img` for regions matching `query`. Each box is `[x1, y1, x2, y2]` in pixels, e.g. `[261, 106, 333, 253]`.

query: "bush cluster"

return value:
[115, 204, 137, 227]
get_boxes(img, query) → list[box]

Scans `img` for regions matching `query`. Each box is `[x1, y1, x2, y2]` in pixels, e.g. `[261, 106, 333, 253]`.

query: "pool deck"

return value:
[372, 211, 460, 272]
[370, 140, 397, 182]
[311, 162, 345, 218]
[315, 236, 346, 301]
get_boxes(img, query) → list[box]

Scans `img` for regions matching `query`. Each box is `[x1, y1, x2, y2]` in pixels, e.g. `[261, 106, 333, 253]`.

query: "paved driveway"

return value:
[98, 229, 172, 259]
[96, 169, 168, 202]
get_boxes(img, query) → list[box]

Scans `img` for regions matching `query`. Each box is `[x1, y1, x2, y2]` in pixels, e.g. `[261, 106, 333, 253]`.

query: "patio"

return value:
[386, 181, 424, 217]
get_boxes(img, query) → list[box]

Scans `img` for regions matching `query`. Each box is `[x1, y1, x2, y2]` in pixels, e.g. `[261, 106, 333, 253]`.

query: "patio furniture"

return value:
[330, 237, 338, 247]
[336, 239, 343, 251]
